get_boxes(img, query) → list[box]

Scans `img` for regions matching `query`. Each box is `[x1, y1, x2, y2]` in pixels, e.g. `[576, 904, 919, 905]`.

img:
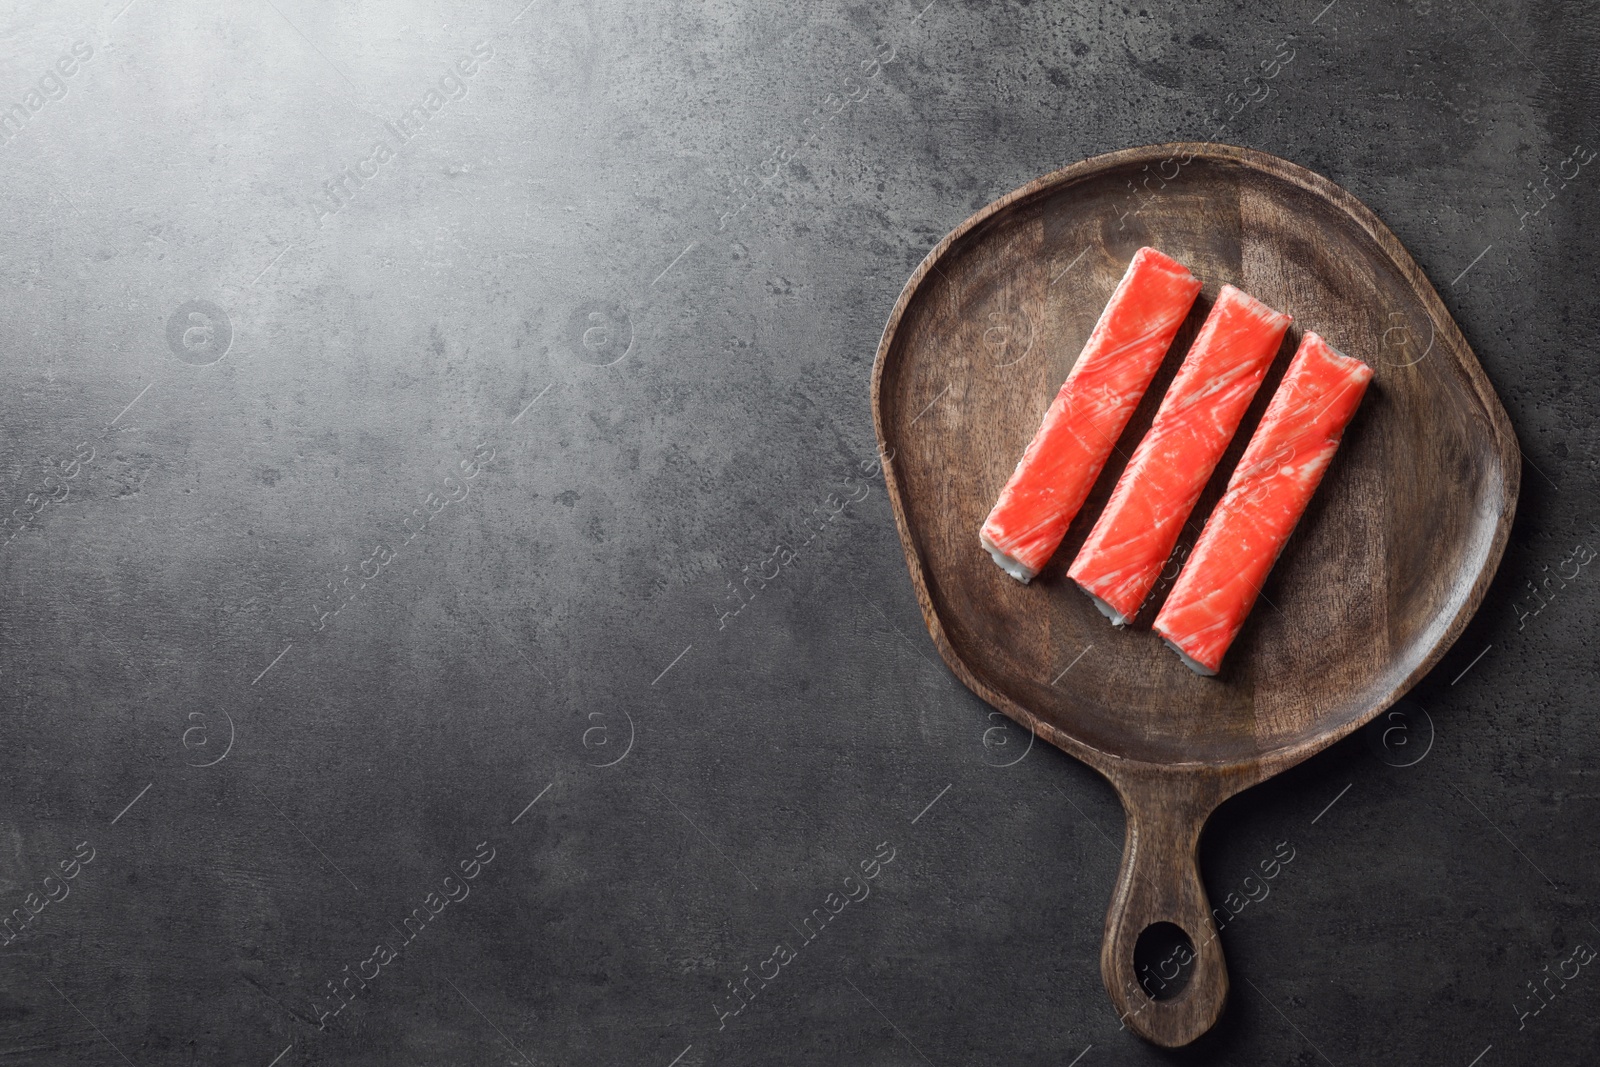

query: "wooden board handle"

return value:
[1100, 779, 1227, 1046]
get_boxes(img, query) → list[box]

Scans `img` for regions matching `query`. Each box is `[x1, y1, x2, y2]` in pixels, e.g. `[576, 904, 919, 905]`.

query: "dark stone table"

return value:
[1, 1, 1593, 1063]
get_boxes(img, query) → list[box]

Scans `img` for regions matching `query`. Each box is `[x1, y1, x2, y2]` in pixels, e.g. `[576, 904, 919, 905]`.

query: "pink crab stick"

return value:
[1068, 285, 1291, 625]
[980, 247, 1202, 582]
[1155, 332, 1373, 675]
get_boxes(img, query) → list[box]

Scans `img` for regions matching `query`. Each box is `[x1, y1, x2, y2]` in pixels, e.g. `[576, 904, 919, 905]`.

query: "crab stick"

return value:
[1068, 285, 1291, 624]
[980, 248, 1202, 582]
[1155, 332, 1373, 675]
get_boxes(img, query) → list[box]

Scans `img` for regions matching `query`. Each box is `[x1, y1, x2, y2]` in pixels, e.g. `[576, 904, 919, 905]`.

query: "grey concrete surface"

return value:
[0, 0, 1595, 1063]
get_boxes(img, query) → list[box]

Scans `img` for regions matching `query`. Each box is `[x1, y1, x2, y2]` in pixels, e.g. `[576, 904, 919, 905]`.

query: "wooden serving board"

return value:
[870, 143, 1519, 1046]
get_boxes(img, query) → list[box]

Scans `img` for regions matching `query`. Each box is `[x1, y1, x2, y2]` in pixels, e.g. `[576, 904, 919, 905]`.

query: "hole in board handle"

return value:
[1133, 921, 1197, 1001]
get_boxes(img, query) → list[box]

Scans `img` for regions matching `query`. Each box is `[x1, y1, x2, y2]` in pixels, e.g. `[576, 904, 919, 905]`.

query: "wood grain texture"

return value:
[870, 143, 1519, 1047]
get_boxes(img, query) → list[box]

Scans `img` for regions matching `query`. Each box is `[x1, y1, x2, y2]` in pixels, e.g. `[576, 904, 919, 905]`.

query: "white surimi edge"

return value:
[1162, 637, 1218, 677]
[1075, 582, 1130, 627]
[979, 531, 1035, 584]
